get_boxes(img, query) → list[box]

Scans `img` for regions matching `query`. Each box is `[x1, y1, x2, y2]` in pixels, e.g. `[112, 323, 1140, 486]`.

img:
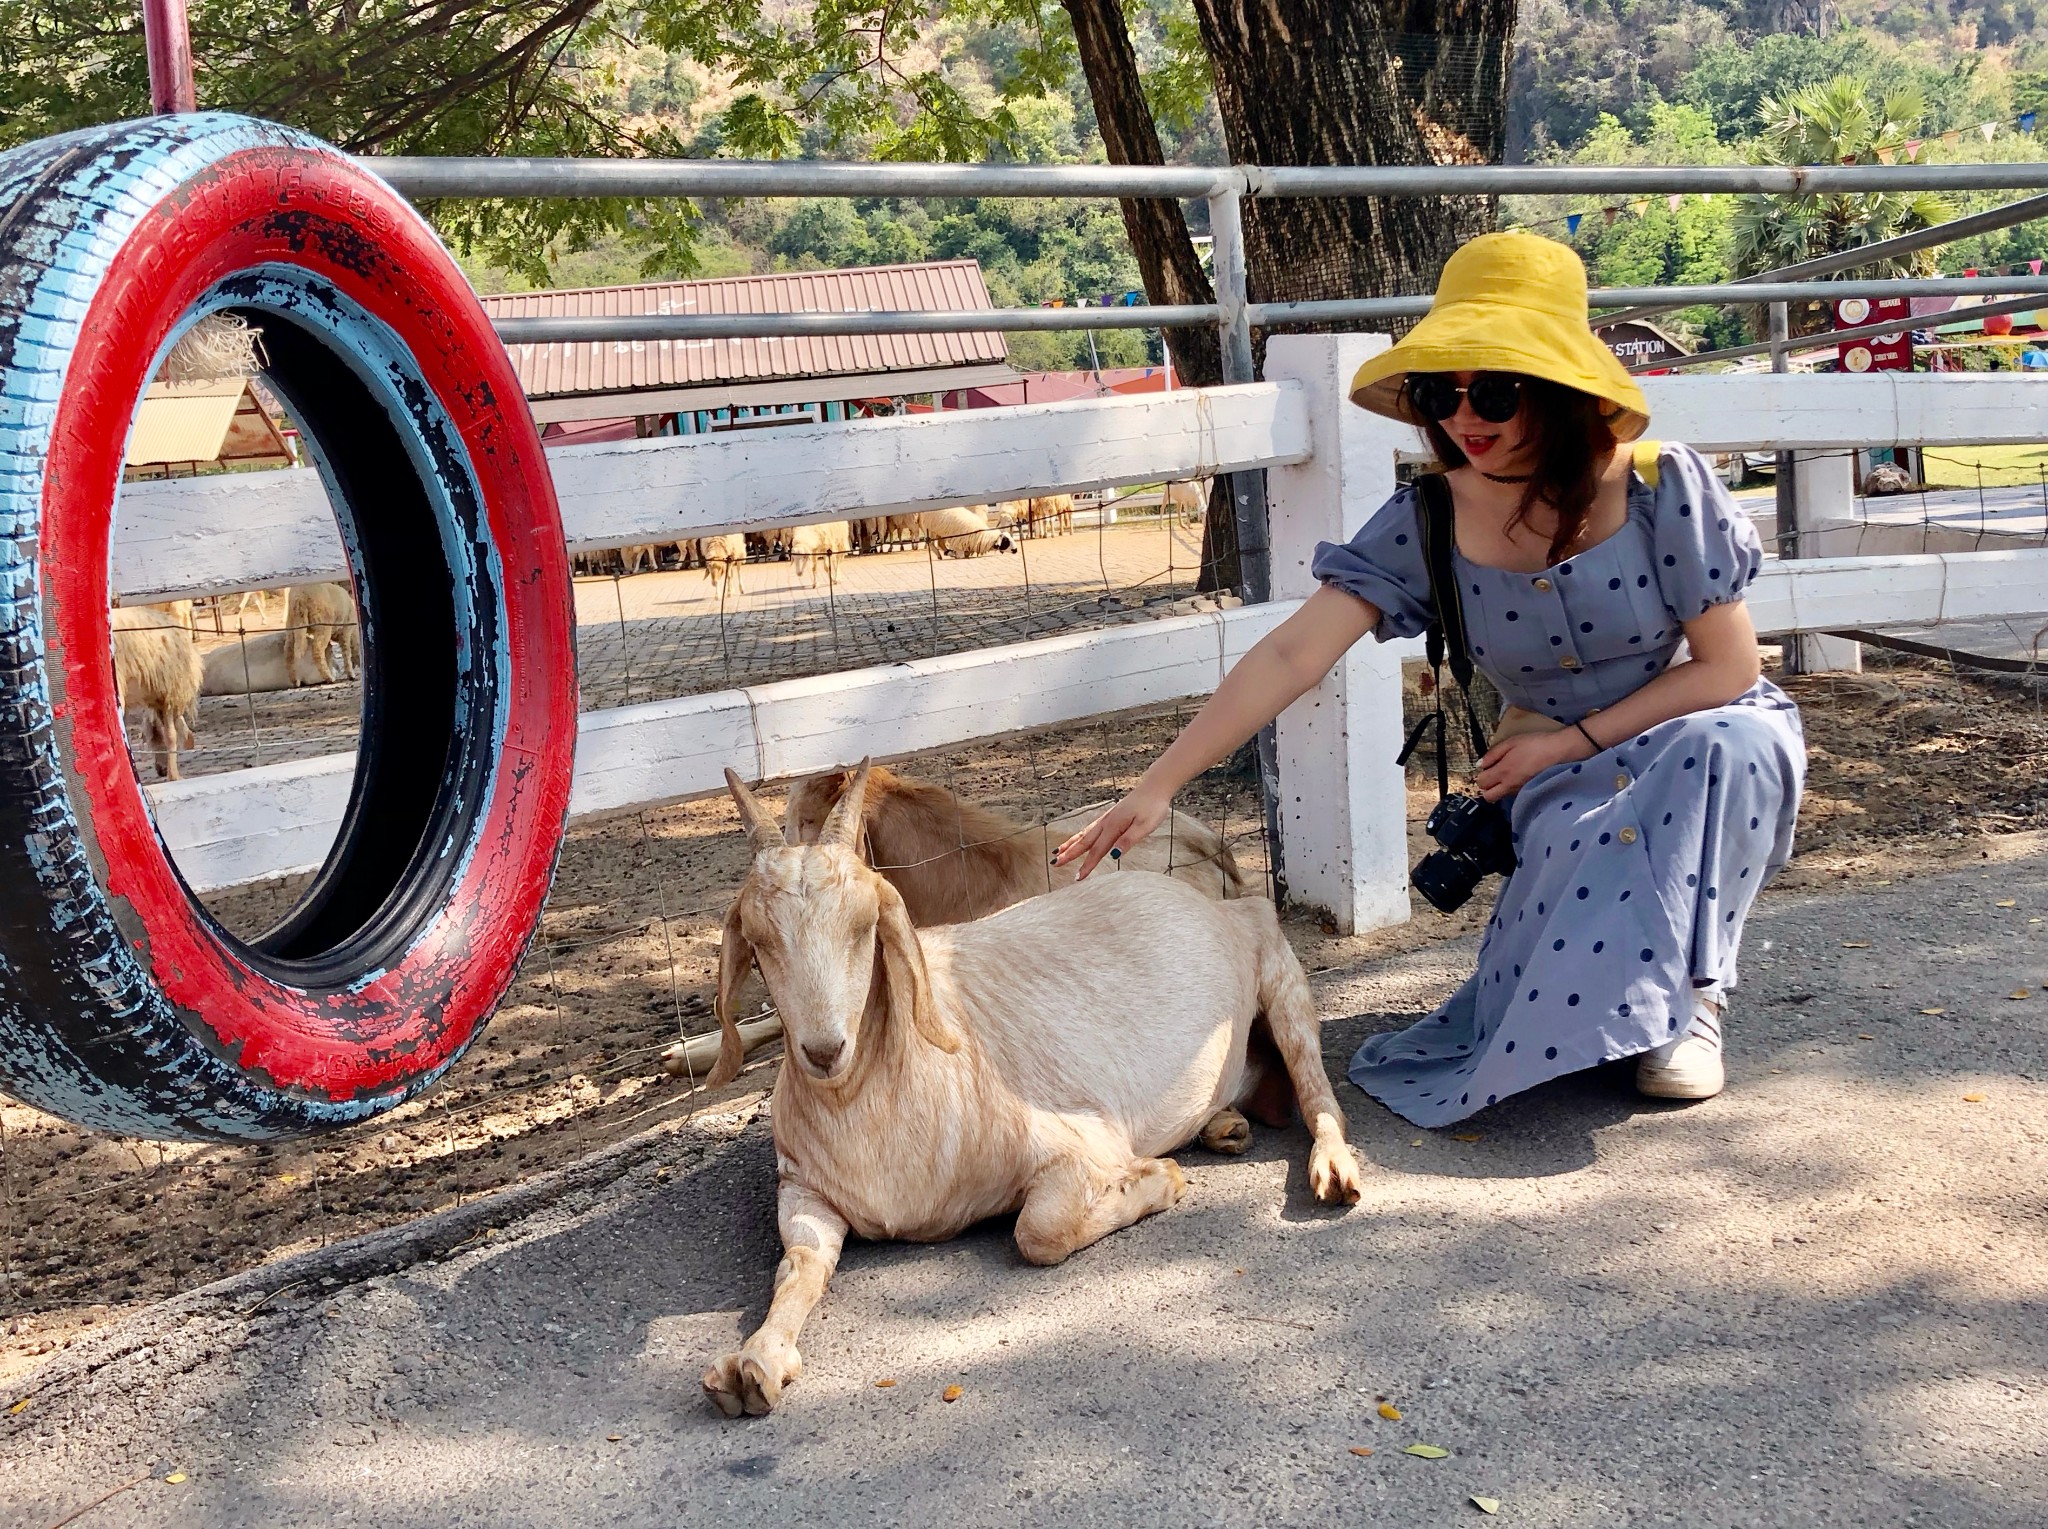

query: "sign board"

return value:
[1596, 321, 1689, 375]
[1835, 295, 1913, 373]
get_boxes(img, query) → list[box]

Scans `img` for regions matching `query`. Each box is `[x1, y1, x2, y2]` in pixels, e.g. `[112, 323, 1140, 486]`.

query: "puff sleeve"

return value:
[1310, 484, 1436, 642]
[1649, 442, 1766, 622]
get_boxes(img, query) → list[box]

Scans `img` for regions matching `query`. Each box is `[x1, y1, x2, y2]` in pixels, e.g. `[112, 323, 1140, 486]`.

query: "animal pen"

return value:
[5, 110, 2048, 1350]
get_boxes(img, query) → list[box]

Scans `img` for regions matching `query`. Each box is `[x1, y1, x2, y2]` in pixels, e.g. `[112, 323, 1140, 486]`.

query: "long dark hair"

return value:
[1420, 376, 1621, 566]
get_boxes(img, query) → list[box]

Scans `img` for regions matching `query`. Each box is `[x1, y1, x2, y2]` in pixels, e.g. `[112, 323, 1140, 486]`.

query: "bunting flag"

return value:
[1840, 153, 1858, 165]
[1566, 212, 1583, 235]
[2024, 110, 2039, 135]
[1876, 146, 1895, 165]
[1630, 199, 1650, 218]
[2033, 259, 2043, 276]
[1904, 139, 1923, 161]
[1603, 205, 1619, 226]
[1667, 194, 1683, 211]
[1981, 121, 1999, 142]
[1942, 128, 1962, 148]
[1964, 268, 1979, 278]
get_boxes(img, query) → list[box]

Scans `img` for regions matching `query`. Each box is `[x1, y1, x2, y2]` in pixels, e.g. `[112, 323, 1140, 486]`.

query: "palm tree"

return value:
[1730, 75, 1953, 335]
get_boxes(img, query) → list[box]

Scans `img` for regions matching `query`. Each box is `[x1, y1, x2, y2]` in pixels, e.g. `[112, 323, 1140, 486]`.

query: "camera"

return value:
[1411, 793, 1518, 914]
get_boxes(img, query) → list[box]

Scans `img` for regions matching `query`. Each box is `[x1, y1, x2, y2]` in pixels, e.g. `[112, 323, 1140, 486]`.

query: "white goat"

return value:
[917, 505, 1011, 559]
[700, 763, 1363, 1418]
[284, 582, 359, 686]
[111, 606, 202, 781]
[788, 521, 851, 588]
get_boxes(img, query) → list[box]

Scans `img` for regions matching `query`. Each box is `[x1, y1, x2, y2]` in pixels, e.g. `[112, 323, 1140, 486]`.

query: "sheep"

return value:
[691, 533, 747, 596]
[1026, 493, 1075, 536]
[1163, 478, 1211, 527]
[284, 582, 359, 687]
[200, 630, 297, 696]
[917, 505, 1012, 559]
[788, 521, 851, 589]
[700, 763, 1364, 1417]
[111, 605, 202, 781]
[987, 498, 1032, 532]
[787, 762, 1245, 925]
[620, 543, 662, 575]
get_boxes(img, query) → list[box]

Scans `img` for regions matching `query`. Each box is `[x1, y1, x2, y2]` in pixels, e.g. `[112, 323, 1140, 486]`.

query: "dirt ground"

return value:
[5, 645, 2046, 1387]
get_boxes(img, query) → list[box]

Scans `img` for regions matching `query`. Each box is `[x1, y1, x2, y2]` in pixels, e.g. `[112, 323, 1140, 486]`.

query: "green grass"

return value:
[1918, 443, 2048, 489]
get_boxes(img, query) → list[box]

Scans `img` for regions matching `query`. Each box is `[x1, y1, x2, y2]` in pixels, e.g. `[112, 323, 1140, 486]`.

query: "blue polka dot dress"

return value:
[1311, 442, 1805, 1126]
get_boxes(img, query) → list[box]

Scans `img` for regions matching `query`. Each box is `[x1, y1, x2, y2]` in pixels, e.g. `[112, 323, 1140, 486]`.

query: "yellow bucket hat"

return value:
[1348, 231, 1650, 442]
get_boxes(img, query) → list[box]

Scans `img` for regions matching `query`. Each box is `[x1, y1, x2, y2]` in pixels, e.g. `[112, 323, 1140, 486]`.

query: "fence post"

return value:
[1788, 451, 1863, 671]
[1263, 334, 1412, 935]
[142, 0, 198, 113]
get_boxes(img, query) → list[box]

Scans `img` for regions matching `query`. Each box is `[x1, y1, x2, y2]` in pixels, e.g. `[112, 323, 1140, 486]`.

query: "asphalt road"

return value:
[7, 846, 2047, 1529]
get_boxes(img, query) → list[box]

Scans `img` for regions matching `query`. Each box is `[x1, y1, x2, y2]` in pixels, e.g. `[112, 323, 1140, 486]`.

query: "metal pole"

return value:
[1206, 186, 1285, 902]
[142, 0, 197, 113]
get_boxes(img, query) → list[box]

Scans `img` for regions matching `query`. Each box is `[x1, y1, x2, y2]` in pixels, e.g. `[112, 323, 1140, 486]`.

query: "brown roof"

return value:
[481, 260, 1009, 401]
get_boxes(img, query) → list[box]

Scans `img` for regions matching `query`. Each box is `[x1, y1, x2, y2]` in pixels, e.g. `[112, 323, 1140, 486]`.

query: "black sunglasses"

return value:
[1406, 372, 1526, 424]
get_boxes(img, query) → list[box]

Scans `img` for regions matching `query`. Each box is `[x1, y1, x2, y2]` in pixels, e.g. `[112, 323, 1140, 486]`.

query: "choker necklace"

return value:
[1479, 469, 1533, 484]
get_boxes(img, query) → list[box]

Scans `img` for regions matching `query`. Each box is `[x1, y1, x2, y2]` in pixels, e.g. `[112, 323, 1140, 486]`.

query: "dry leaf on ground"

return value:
[1349, 1446, 1375, 1457]
[1920, 1008, 1946, 1016]
[942, 1384, 963, 1402]
[874, 1378, 897, 1389]
[1964, 1093, 1987, 1102]
[1378, 1402, 1403, 1420]
[1472, 1497, 1501, 1515]
[1842, 941, 1871, 949]
[165, 1473, 187, 1484]
[1450, 1133, 1483, 1143]
[1403, 1444, 1451, 1459]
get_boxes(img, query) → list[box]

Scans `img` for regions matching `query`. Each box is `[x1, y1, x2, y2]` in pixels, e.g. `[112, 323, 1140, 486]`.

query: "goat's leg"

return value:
[1014, 1148, 1185, 1267]
[1198, 1107, 1252, 1155]
[1254, 920, 1365, 1206]
[704, 1181, 847, 1418]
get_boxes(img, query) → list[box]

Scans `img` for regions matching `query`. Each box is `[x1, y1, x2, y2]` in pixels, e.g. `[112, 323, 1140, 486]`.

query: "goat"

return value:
[988, 498, 1031, 532]
[690, 534, 747, 596]
[284, 582, 359, 686]
[701, 763, 1363, 1417]
[788, 521, 851, 588]
[917, 505, 1012, 559]
[111, 605, 202, 781]
[787, 763, 1244, 925]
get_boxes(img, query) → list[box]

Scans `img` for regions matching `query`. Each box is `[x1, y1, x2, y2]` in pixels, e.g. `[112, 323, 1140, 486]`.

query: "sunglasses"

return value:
[1406, 372, 1526, 424]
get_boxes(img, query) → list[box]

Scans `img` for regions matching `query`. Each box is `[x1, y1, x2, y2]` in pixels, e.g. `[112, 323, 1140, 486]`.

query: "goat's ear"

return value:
[705, 899, 755, 1089]
[875, 878, 960, 1056]
[817, 757, 874, 851]
[724, 766, 785, 852]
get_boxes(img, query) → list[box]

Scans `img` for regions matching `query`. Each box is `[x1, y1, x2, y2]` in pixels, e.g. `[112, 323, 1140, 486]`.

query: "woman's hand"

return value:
[1053, 784, 1171, 880]
[1476, 728, 1588, 802]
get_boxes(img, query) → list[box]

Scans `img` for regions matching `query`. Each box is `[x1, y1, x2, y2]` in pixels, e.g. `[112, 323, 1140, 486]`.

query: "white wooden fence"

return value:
[125, 335, 2048, 931]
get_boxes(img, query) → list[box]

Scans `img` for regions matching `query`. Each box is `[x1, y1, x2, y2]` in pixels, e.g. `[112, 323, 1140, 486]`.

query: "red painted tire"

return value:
[0, 115, 576, 1139]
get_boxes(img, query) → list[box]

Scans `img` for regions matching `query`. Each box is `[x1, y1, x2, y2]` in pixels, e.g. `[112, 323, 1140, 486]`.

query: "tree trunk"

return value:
[1061, 0, 1238, 592]
[1189, 1, 1516, 323]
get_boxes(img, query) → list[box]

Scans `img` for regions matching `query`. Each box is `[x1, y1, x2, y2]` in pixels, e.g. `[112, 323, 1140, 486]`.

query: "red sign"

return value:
[1835, 295, 1913, 373]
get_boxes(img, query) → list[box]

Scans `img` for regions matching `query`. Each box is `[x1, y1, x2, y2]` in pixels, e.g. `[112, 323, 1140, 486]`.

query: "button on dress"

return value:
[1311, 442, 1805, 1126]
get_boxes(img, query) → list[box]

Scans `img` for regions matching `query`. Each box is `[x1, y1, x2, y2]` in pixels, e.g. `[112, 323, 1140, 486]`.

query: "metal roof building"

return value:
[481, 259, 1016, 425]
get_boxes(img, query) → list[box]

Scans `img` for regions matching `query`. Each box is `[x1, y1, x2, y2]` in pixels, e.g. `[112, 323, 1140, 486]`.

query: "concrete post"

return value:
[1263, 334, 1413, 934]
[1789, 450, 1863, 673]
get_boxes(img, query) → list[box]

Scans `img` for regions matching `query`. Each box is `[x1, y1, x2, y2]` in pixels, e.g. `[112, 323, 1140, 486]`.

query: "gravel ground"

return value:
[6, 841, 2045, 1529]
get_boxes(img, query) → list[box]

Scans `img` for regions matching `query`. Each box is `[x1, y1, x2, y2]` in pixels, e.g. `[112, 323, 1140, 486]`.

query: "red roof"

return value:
[481, 260, 1008, 401]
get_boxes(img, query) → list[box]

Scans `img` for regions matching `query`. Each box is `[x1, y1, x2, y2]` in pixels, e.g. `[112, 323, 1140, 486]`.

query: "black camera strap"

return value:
[1393, 473, 1493, 800]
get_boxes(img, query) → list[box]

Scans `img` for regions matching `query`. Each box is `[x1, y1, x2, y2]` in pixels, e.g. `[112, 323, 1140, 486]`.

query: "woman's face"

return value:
[1443, 370, 1531, 468]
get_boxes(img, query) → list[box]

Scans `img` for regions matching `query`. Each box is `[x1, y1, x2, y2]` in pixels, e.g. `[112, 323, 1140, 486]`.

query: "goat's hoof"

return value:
[1160, 1157, 1188, 1204]
[1198, 1107, 1253, 1156]
[1308, 1138, 1364, 1206]
[703, 1348, 798, 1417]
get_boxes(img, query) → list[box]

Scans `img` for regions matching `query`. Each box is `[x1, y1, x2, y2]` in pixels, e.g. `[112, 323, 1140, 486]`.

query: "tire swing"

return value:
[0, 114, 577, 1140]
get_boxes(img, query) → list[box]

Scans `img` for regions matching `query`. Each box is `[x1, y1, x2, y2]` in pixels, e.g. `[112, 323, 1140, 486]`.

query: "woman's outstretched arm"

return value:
[1055, 584, 1379, 879]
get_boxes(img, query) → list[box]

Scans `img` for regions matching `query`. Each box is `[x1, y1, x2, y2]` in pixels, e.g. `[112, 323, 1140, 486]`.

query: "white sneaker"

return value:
[1637, 1000, 1725, 1100]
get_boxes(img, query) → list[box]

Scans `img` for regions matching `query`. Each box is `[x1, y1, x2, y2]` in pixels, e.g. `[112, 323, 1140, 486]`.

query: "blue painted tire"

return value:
[0, 115, 578, 1140]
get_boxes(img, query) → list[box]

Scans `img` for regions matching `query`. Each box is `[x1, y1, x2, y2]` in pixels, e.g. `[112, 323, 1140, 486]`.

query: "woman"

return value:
[1056, 232, 1805, 1126]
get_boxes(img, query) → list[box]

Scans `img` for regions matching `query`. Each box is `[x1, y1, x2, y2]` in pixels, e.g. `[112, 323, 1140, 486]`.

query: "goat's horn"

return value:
[817, 757, 874, 849]
[724, 766, 786, 850]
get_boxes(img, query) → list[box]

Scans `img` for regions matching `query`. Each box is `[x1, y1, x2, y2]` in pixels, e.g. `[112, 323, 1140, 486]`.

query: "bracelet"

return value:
[1574, 719, 1604, 754]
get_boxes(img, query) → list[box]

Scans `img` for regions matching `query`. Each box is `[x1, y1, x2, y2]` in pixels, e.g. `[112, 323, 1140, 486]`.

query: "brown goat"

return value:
[786, 763, 1244, 926]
